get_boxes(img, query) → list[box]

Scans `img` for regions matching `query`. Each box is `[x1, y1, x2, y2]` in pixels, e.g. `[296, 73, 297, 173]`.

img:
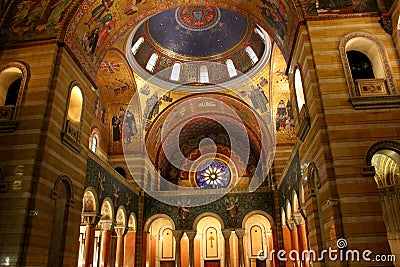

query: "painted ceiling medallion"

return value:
[175, 6, 221, 31]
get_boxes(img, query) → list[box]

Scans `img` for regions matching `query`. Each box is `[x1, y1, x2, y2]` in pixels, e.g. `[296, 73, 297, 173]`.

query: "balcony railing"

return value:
[0, 105, 18, 132]
[61, 120, 82, 153]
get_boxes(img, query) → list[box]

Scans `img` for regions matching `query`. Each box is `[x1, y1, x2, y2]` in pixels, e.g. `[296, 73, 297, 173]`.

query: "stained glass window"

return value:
[196, 160, 231, 189]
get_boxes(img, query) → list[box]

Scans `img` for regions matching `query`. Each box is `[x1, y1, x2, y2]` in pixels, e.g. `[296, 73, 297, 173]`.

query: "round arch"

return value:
[143, 214, 176, 232]
[292, 190, 300, 214]
[100, 197, 114, 220]
[285, 199, 292, 221]
[192, 212, 225, 230]
[116, 205, 127, 226]
[83, 186, 99, 213]
[365, 140, 400, 166]
[128, 212, 137, 231]
[242, 210, 275, 229]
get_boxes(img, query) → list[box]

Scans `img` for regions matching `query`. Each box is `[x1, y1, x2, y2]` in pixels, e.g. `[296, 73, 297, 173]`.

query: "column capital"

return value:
[114, 225, 126, 236]
[286, 220, 297, 231]
[293, 213, 304, 225]
[235, 228, 245, 239]
[172, 229, 184, 240]
[82, 212, 97, 225]
[222, 229, 232, 240]
[185, 230, 197, 240]
[100, 219, 114, 231]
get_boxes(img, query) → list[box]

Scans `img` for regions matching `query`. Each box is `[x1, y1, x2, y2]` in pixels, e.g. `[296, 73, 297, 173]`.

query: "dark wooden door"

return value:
[256, 259, 267, 267]
[160, 261, 175, 267]
[204, 260, 220, 267]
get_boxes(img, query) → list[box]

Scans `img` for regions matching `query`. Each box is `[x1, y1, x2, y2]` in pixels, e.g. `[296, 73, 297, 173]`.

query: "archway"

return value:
[194, 215, 225, 267]
[368, 142, 400, 264]
[243, 212, 275, 267]
[144, 214, 176, 267]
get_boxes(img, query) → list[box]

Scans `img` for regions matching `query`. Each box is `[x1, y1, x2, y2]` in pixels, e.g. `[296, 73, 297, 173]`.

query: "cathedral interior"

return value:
[0, 0, 399, 266]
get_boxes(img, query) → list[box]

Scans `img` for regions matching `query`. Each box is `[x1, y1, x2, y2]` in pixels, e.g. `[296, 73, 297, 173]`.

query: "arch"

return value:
[306, 162, 320, 193]
[114, 165, 127, 178]
[83, 187, 99, 213]
[245, 46, 259, 65]
[62, 81, 85, 149]
[100, 197, 114, 220]
[170, 62, 182, 81]
[285, 199, 292, 221]
[89, 128, 101, 153]
[51, 175, 74, 205]
[0, 62, 30, 122]
[131, 36, 144, 55]
[339, 31, 398, 99]
[193, 212, 225, 230]
[299, 183, 306, 207]
[365, 141, 400, 166]
[294, 66, 306, 111]
[242, 210, 275, 229]
[116, 205, 127, 227]
[128, 212, 137, 231]
[225, 59, 238, 78]
[280, 207, 286, 226]
[145, 53, 159, 72]
[292, 190, 300, 214]
[199, 64, 209, 83]
[143, 214, 175, 232]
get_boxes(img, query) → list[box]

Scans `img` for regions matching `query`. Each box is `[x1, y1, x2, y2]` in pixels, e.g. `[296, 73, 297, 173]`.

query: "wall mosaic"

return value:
[278, 151, 301, 208]
[85, 156, 139, 221]
[144, 191, 275, 230]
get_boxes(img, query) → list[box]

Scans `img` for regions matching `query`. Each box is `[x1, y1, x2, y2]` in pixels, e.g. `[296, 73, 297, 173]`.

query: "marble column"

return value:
[82, 213, 96, 267]
[288, 220, 299, 267]
[114, 226, 126, 267]
[124, 229, 136, 267]
[235, 228, 245, 267]
[222, 229, 232, 267]
[295, 214, 309, 267]
[185, 230, 196, 267]
[172, 230, 183, 267]
[99, 219, 113, 267]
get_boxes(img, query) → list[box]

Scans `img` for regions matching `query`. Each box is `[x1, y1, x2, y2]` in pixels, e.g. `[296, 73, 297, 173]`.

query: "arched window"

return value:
[245, 46, 259, 65]
[0, 63, 28, 131]
[170, 62, 181, 81]
[91, 133, 98, 153]
[146, 53, 159, 73]
[254, 27, 266, 42]
[67, 86, 83, 123]
[62, 83, 84, 153]
[339, 32, 399, 109]
[199, 65, 209, 83]
[226, 59, 237, 78]
[294, 68, 306, 110]
[131, 36, 144, 55]
[115, 167, 126, 178]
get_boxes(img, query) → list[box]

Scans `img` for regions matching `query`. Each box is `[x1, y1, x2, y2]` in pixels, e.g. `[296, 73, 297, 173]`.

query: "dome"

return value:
[127, 5, 271, 86]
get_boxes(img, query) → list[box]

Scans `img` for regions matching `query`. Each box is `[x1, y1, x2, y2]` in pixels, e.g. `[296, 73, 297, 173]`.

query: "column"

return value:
[282, 224, 292, 267]
[82, 213, 96, 267]
[185, 230, 197, 267]
[295, 214, 309, 267]
[172, 230, 183, 267]
[124, 229, 136, 267]
[287, 220, 299, 267]
[99, 219, 113, 267]
[222, 229, 232, 267]
[114, 226, 125, 267]
[235, 229, 245, 267]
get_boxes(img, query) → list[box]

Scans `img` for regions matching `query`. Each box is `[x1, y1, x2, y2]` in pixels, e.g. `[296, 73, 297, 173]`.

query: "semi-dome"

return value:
[127, 5, 271, 86]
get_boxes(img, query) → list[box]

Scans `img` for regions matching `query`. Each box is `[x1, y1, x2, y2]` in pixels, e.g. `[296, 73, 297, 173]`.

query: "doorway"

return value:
[204, 260, 220, 267]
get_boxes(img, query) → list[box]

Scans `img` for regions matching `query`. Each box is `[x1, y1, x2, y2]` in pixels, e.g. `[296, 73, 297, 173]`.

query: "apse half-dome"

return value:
[127, 5, 271, 86]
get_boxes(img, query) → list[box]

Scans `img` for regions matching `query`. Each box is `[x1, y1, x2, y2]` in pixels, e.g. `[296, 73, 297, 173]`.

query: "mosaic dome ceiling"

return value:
[128, 5, 270, 85]
[147, 6, 249, 58]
